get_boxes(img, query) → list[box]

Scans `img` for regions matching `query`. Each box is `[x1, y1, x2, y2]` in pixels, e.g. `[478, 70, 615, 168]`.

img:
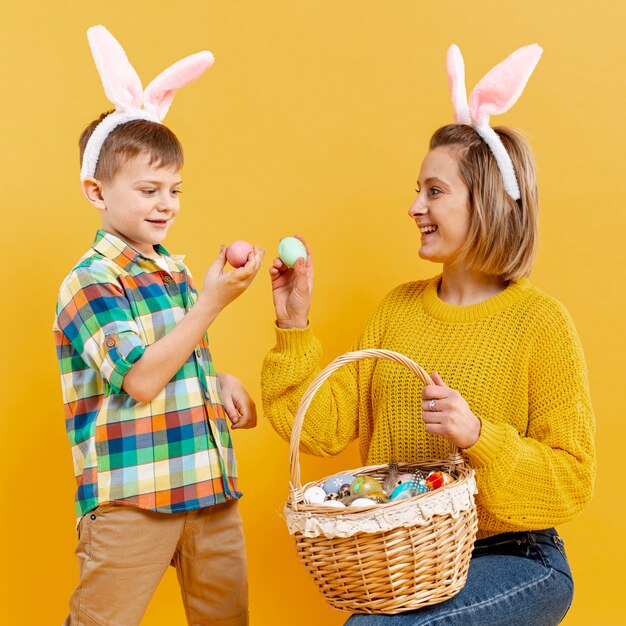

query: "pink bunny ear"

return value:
[87, 25, 143, 112]
[143, 51, 215, 121]
[469, 44, 542, 126]
[446, 45, 470, 124]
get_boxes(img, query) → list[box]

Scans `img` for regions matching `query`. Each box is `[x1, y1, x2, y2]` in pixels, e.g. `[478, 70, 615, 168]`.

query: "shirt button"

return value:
[163, 275, 173, 283]
[195, 348, 202, 359]
[106, 338, 116, 348]
[205, 390, 211, 400]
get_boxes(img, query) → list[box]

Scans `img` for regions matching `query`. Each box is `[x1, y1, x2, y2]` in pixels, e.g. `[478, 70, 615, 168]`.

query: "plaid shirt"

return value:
[54, 230, 241, 524]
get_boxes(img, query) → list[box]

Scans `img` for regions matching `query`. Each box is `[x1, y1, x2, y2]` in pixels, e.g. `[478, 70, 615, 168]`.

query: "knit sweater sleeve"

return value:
[260, 287, 399, 457]
[464, 297, 596, 530]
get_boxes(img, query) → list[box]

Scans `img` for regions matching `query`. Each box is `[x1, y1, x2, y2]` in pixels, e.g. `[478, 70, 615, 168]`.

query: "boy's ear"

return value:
[81, 178, 107, 210]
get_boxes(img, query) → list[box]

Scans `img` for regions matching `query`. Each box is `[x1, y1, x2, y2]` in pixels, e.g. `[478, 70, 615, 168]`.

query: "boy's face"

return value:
[86, 153, 182, 258]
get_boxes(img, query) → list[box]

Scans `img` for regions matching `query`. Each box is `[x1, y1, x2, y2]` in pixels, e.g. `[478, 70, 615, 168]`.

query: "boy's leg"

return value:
[66, 504, 186, 626]
[174, 500, 249, 626]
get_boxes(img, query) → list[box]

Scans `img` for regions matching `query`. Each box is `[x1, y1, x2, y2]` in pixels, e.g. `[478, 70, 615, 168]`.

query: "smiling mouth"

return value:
[419, 225, 438, 235]
[147, 219, 169, 225]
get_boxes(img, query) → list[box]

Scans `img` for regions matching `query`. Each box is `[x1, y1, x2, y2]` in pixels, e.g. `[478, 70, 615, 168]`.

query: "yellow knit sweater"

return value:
[261, 276, 595, 537]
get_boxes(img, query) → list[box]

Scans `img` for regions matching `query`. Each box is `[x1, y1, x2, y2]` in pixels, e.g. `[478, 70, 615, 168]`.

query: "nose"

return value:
[157, 191, 176, 212]
[408, 193, 427, 219]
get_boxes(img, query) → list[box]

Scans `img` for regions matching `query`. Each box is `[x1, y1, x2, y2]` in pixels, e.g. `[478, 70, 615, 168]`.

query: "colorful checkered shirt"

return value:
[54, 230, 241, 524]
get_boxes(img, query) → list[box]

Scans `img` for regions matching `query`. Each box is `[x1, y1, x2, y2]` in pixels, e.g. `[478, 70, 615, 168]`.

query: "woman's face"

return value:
[408, 146, 471, 266]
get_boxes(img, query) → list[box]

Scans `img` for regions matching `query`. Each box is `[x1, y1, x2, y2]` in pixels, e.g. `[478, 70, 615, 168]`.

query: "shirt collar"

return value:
[92, 230, 171, 271]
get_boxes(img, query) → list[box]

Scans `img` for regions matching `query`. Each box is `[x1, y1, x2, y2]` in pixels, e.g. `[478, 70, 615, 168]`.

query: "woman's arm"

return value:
[261, 325, 361, 456]
[464, 304, 596, 530]
[262, 240, 398, 456]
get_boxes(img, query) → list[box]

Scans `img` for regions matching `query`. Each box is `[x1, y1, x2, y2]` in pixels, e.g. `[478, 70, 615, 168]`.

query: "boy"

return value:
[54, 26, 263, 625]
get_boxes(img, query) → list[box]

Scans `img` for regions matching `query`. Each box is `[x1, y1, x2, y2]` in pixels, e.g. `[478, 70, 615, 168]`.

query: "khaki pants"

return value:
[64, 501, 248, 626]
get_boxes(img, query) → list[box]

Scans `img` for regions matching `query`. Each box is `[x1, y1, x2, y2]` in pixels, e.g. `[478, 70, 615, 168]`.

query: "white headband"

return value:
[81, 25, 214, 181]
[446, 44, 542, 201]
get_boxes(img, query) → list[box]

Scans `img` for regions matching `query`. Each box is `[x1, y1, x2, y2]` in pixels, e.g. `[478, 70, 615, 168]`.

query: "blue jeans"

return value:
[345, 528, 573, 626]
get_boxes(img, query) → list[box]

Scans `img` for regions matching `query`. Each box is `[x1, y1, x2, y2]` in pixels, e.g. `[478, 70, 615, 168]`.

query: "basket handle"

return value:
[289, 348, 464, 493]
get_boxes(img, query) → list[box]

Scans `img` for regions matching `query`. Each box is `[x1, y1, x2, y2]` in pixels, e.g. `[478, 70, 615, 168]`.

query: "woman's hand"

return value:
[217, 372, 257, 429]
[421, 372, 481, 448]
[270, 235, 313, 329]
[199, 245, 265, 314]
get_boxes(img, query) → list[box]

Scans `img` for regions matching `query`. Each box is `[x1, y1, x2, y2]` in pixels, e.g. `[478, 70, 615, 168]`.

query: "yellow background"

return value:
[1, 1, 624, 624]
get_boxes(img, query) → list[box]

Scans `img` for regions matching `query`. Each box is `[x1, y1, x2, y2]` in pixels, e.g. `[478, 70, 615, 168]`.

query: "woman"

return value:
[261, 46, 595, 625]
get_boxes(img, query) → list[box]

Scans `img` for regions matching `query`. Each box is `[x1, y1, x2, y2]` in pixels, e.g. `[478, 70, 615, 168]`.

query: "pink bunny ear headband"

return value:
[80, 25, 214, 181]
[446, 44, 542, 201]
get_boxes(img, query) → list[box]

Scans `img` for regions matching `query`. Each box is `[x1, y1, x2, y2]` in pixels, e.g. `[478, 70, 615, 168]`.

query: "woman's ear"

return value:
[81, 178, 107, 211]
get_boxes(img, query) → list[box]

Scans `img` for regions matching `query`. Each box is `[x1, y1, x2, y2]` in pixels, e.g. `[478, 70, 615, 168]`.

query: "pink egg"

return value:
[226, 240, 253, 268]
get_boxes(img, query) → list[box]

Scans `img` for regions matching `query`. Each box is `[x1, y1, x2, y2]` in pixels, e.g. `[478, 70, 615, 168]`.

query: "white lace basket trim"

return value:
[286, 473, 477, 538]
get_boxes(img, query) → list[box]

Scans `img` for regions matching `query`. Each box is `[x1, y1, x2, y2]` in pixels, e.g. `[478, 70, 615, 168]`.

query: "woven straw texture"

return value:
[285, 349, 478, 614]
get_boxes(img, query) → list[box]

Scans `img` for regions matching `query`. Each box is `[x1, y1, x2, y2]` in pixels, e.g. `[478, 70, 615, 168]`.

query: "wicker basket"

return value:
[285, 349, 478, 614]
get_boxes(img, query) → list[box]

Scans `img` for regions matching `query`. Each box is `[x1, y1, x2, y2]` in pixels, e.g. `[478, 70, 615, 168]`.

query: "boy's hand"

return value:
[217, 372, 257, 429]
[199, 245, 265, 313]
[270, 235, 313, 329]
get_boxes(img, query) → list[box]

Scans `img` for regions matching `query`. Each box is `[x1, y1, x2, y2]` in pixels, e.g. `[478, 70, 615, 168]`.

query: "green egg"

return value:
[350, 475, 382, 496]
[278, 237, 307, 268]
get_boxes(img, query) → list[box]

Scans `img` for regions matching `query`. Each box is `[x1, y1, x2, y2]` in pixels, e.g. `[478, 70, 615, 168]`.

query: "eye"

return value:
[142, 188, 157, 196]
[430, 187, 443, 196]
[171, 189, 182, 196]
[415, 186, 421, 194]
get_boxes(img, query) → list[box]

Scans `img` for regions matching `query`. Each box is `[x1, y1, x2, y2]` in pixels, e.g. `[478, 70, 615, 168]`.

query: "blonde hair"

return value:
[79, 111, 184, 182]
[430, 124, 539, 281]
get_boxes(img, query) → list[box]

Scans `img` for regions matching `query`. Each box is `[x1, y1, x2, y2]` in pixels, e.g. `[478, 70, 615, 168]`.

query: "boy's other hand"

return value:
[217, 372, 258, 429]
[271, 235, 313, 329]
[200, 245, 265, 313]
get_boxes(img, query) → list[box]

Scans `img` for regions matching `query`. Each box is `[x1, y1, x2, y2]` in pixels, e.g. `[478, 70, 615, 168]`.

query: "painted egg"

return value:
[394, 473, 417, 486]
[320, 500, 346, 508]
[388, 482, 416, 501]
[350, 476, 383, 496]
[322, 474, 356, 494]
[338, 484, 352, 499]
[367, 492, 389, 504]
[350, 498, 378, 507]
[226, 240, 253, 268]
[426, 471, 454, 490]
[278, 237, 307, 268]
[303, 486, 326, 504]
[388, 481, 428, 501]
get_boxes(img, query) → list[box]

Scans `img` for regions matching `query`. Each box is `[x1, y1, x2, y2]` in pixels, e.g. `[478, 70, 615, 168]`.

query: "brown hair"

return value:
[429, 124, 539, 281]
[79, 111, 184, 182]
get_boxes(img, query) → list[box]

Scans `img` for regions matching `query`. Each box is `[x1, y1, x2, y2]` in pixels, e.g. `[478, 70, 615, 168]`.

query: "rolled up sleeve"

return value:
[56, 263, 146, 395]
